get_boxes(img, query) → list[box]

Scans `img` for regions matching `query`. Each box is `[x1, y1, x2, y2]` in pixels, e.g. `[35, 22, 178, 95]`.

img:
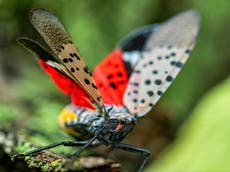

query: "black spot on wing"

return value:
[157, 56, 162, 60]
[145, 79, 151, 85]
[73, 53, 80, 60]
[130, 82, 139, 87]
[141, 99, 145, 103]
[157, 90, 162, 96]
[185, 49, 191, 54]
[69, 53, 74, 57]
[84, 78, 90, 85]
[166, 75, 173, 82]
[154, 79, 162, 85]
[70, 68, 75, 72]
[148, 61, 154, 65]
[60, 45, 64, 50]
[170, 52, 176, 57]
[109, 82, 117, 89]
[84, 67, 89, 74]
[147, 90, 154, 97]
[117, 72, 123, 77]
[176, 61, 183, 68]
[152, 70, 158, 74]
[149, 103, 153, 107]
[133, 90, 138, 94]
[170, 61, 176, 66]
[62, 58, 68, 63]
[92, 83, 97, 89]
[134, 70, 141, 74]
[171, 60, 183, 68]
[132, 98, 138, 103]
[107, 74, 113, 79]
[165, 55, 170, 59]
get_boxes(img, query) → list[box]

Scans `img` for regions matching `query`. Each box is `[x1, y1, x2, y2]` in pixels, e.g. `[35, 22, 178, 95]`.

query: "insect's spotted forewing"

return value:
[123, 10, 200, 117]
[18, 38, 95, 109]
[29, 8, 105, 114]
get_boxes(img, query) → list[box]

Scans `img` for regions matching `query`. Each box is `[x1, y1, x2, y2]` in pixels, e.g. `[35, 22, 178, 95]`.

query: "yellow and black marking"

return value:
[58, 108, 80, 137]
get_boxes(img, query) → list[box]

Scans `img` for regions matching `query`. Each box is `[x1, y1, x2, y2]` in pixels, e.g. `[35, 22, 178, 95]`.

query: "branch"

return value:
[0, 128, 121, 171]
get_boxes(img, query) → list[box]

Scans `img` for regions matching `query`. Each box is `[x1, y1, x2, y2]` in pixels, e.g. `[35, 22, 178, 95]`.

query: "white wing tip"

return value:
[178, 9, 200, 27]
[30, 8, 56, 24]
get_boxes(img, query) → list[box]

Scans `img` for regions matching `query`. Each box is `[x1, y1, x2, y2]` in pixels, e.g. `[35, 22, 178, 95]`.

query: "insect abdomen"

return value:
[58, 105, 99, 139]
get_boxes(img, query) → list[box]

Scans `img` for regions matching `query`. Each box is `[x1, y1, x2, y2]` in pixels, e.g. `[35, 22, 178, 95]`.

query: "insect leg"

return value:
[73, 135, 98, 157]
[115, 143, 150, 172]
[12, 140, 89, 160]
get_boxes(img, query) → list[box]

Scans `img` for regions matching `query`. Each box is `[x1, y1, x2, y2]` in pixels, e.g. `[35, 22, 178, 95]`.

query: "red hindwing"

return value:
[93, 49, 128, 106]
[39, 59, 95, 109]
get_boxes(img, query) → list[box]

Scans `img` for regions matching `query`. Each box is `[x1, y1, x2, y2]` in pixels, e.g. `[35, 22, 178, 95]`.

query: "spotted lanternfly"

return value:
[12, 8, 200, 172]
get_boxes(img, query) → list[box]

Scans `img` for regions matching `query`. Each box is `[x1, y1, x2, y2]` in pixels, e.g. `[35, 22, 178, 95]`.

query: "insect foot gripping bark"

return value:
[12, 7, 200, 172]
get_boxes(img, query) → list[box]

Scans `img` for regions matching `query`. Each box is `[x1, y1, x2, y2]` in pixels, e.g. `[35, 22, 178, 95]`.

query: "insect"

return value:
[12, 8, 200, 172]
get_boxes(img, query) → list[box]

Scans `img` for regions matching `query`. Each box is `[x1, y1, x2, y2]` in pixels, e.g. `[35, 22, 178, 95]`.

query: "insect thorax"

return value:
[97, 105, 136, 145]
[58, 104, 136, 145]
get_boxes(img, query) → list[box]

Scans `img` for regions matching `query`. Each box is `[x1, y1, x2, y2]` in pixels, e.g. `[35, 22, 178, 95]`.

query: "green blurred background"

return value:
[0, 0, 229, 171]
